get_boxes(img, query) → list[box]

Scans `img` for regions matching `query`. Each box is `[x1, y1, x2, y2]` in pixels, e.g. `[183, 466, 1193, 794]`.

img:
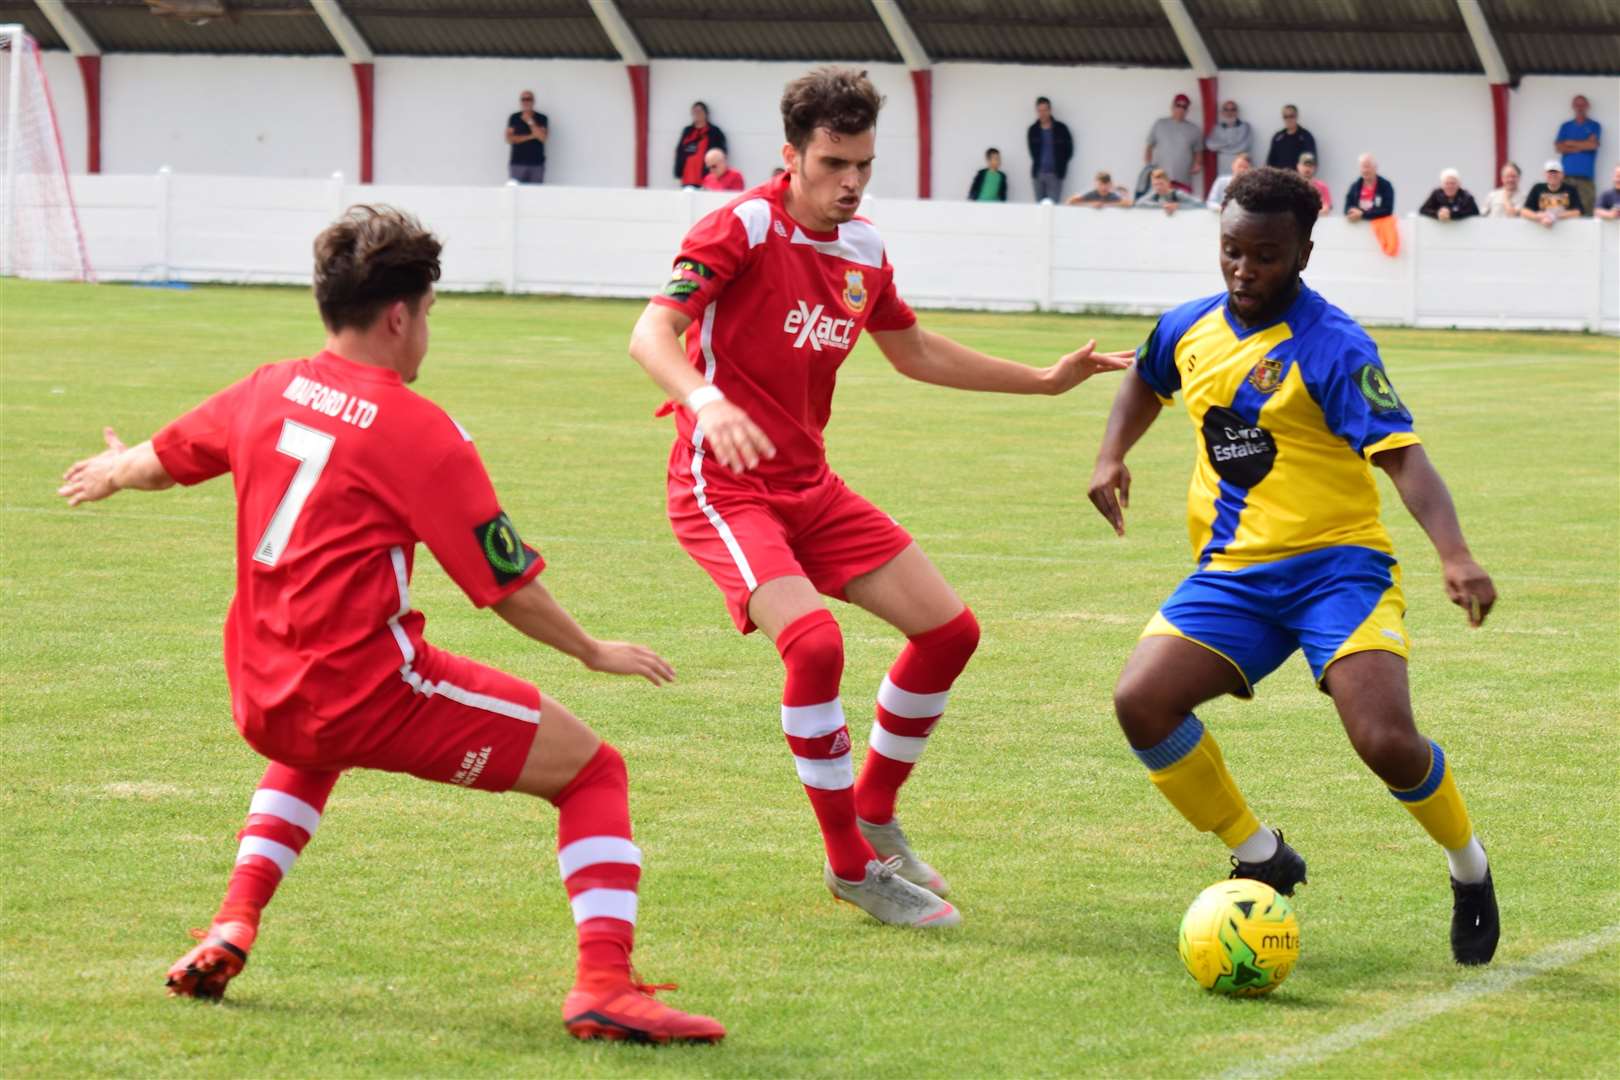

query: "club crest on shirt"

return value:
[841, 269, 867, 313]
[1247, 357, 1284, 394]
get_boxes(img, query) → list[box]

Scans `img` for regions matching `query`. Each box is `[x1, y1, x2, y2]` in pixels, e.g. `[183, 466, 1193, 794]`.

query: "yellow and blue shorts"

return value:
[1141, 545, 1409, 697]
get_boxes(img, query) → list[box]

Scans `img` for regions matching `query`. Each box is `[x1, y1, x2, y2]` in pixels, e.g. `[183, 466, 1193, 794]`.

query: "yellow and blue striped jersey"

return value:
[1136, 282, 1420, 570]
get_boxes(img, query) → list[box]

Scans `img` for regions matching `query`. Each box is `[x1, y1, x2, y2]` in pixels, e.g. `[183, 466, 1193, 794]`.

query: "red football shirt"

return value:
[651, 172, 917, 485]
[152, 350, 543, 755]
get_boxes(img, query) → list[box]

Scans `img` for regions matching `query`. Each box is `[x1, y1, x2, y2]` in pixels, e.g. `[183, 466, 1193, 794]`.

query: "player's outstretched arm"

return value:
[869, 325, 1133, 395]
[1087, 373, 1164, 536]
[57, 428, 175, 506]
[492, 577, 676, 686]
[1374, 443, 1496, 627]
[628, 301, 776, 472]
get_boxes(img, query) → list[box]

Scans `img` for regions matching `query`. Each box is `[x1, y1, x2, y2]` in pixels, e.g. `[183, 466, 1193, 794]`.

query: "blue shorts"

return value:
[1141, 545, 1409, 697]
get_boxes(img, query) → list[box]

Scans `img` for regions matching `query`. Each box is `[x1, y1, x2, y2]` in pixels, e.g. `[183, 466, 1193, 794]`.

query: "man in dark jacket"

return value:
[1027, 97, 1074, 203]
[968, 148, 1008, 202]
[1418, 168, 1480, 221]
[675, 102, 728, 189]
[1344, 153, 1395, 221]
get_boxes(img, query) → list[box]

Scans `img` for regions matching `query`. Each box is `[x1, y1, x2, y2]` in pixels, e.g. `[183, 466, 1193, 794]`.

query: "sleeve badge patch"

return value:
[662, 259, 713, 300]
[1354, 363, 1404, 413]
[473, 510, 539, 586]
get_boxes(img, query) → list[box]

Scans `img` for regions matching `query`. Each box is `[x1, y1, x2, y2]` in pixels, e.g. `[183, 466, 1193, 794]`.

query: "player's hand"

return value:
[1442, 557, 1496, 628]
[584, 640, 677, 685]
[1043, 340, 1135, 395]
[57, 427, 128, 506]
[695, 399, 776, 472]
[1088, 458, 1132, 537]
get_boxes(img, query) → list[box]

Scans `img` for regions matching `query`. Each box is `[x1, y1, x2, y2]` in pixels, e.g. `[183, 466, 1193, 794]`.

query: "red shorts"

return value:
[666, 441, 913, 633]
[238, 642, 542, 793]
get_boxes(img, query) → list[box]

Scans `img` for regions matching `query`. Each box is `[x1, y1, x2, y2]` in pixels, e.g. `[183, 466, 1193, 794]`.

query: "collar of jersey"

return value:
[313, 349, 404, 384]
[769, 172, 841, 243]
[1220, 281, 1317, 341]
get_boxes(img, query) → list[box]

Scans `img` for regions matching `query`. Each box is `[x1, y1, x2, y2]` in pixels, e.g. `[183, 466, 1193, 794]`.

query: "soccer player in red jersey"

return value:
[57, 207, 724, 1044]
[629, 68, 1134, 926]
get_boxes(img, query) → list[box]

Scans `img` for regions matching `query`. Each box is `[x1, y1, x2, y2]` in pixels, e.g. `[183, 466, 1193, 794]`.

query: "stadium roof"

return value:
[3, 0, 1616, 77]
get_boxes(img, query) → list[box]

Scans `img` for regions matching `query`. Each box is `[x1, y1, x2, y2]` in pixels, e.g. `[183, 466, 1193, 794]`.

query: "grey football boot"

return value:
[824, 856, 960, 928]
[858, 816, 950, 897]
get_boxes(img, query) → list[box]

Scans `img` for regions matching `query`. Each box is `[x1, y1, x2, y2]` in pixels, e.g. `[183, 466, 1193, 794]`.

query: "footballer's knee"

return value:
[774, 608, 845, 683]
[1345, 714, 1427, 787]
[1112, 668, 1183, 747]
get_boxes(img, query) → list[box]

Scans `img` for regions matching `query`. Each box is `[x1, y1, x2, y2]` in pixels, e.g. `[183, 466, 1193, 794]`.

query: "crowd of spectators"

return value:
[503, 88, 1612, 232]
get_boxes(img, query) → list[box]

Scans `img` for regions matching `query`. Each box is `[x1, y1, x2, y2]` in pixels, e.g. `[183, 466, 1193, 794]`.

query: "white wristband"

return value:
[685, 384, 725, 414]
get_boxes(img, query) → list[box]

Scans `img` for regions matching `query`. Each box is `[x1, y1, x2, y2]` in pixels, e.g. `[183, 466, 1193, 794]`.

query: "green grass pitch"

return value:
[2, 279, 1616, 1076]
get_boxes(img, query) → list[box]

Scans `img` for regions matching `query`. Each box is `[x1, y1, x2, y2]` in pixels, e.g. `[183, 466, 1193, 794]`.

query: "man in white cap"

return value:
[1418, 168, 1479, 221]
[1522, 159, 1584, 227]
[1205, 100, 1253, 178]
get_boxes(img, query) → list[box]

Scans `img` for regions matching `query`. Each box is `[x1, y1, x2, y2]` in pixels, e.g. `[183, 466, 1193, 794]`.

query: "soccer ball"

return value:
[1178, 879, 1300, 996]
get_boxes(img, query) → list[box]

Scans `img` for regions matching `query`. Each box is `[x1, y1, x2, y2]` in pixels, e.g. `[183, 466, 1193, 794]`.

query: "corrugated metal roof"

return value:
[344, 0, 616, 59]
[1186, 0, 1480, 73]
[1482, 0, 1620, 77]
[620, 0, 900, 62]
[904, 0, 1184, 66]
[62, 0, 340, 55]
[0, 5, 66, 50]
[13, 0, 1615, 75]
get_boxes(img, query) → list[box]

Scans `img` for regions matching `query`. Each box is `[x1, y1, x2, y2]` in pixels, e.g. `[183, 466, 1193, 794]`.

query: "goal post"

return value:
[0, 24, 93, 281]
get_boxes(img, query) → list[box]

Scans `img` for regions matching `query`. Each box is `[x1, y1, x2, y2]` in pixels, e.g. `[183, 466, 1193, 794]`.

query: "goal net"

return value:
[0, 26, 92, 281]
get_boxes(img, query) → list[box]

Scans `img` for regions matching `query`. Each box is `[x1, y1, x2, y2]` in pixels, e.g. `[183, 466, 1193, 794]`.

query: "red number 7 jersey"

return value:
[651, 173, 917, 485]
[151, 350, 543, 748]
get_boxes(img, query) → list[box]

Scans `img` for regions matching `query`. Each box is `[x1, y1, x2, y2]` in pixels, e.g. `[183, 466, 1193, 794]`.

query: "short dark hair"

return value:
[313, 205, 442, 333]
[1222, 167, 1321, 240]
[780, 67, 884, 151]
[1036, 96, 1051, 107]
[986, 147, 1000, 158]
[692, 100, 708, 114]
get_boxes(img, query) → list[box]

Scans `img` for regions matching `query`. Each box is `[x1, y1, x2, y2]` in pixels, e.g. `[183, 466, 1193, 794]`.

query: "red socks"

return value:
[214, 762, 341, 936]
[550, 742, 640, 988]
[854, 607, 980, 825]
[776, 609, 874, 881]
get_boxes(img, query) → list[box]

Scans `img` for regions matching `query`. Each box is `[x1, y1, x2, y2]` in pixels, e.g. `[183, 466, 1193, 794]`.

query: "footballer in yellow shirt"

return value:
[1088, 167, 1501, 966]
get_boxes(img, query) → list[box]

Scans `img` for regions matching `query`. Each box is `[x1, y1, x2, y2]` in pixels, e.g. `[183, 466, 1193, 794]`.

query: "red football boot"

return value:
[165, 920, 256, 1000]
[562, 977, 726, 1044]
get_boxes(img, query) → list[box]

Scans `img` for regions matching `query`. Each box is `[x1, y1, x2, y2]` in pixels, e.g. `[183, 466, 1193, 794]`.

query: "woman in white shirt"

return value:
[1481, 161, 1524, 217]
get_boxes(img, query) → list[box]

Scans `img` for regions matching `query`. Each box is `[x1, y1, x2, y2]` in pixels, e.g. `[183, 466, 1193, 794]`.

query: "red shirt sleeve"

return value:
[151, 373, 256, 485]
[649, 206, 751, 319]
[407, 437, 545, 608]
[865, 259, 917, 333]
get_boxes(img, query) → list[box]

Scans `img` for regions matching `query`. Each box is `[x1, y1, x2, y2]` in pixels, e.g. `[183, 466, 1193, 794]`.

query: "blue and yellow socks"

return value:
[1133, 714, 1269, 853]
[1390, 739, 1489, 884]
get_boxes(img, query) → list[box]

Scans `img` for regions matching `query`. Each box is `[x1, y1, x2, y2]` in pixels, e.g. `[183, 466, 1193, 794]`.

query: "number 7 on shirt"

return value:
[253, 419, 335, 567]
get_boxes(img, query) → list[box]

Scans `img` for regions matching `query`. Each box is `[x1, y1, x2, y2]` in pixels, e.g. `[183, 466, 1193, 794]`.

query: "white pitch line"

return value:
[1216, 922, 1620, 1080]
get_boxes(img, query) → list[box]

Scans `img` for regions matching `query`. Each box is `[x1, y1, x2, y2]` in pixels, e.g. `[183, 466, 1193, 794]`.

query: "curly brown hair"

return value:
[313, 205, 442, 332]
[780, 67, 884, 152]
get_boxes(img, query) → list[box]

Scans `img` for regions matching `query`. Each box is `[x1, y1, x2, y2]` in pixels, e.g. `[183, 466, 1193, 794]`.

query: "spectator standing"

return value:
[1481, 162, 1524, 218]
[1523, 159, 1584, 226]
[1206, 152, 1253, 207]
[1266, 104, 1316, 170]
[1135, 168, 1205, 214]
[1066, 171, 1133, 207]
[675, 102, 728, 189]
[1554, 94, 1601, 216]
[699, 148, 744, 192]
[1344, 154, 1394, 221]
[1205, 100, 1253, 178]
[1297, 153, 1332, 215]
[1146, 93, 1202, 192]
[505, 90, 548, 184]
[1419, 168, 1480, 221]
[1026, 97, 1075, 203]
[1595, 163, 1620, 219]
[968, 148, 1009, 202]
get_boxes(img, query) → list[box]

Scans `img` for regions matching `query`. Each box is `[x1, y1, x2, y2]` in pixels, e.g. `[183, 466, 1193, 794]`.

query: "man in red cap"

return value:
[1146, 93, 1203, 193]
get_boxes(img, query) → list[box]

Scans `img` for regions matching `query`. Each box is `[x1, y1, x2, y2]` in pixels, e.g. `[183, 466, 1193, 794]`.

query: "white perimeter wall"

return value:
[64, 174, 1620, 334]
[36, 51, 1620, 204]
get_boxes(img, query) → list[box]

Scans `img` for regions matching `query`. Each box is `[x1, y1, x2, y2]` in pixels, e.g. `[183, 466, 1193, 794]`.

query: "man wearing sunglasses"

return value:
[1266, 104, 1316, 171]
